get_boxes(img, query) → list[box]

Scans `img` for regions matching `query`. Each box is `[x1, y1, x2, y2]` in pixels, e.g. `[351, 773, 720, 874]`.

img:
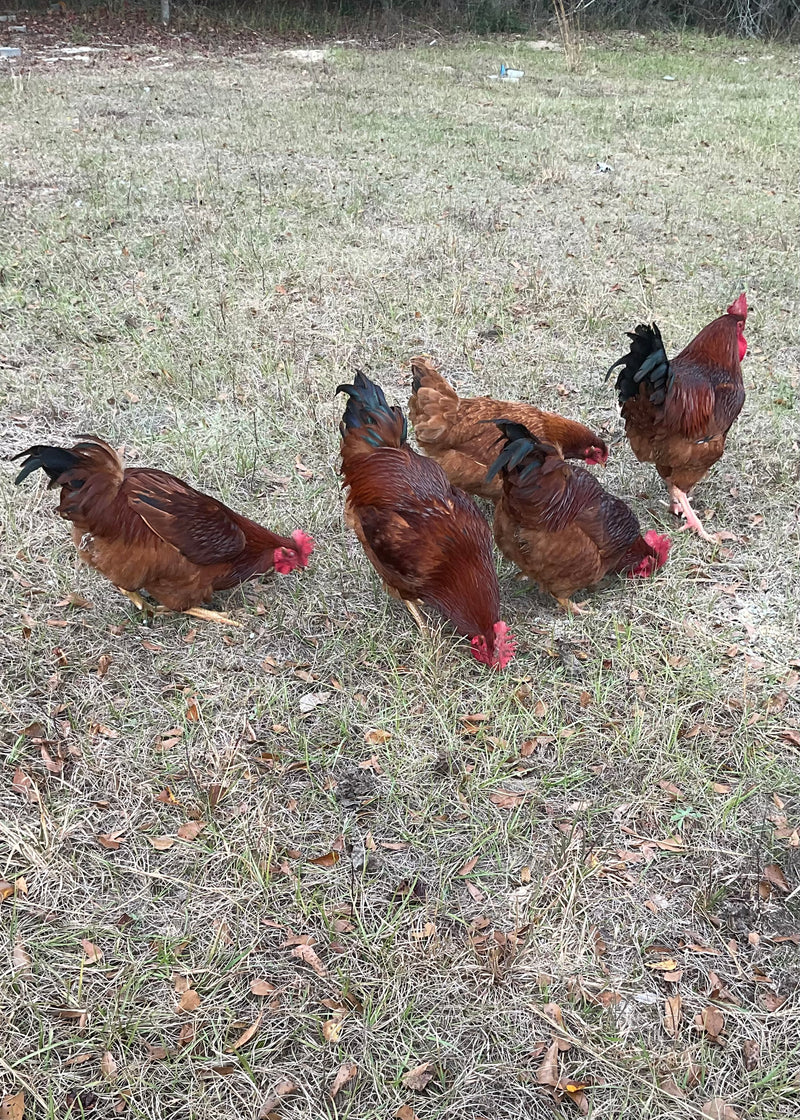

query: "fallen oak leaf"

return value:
[763, 863, 790, 892]
[291, 943, 327, 976]
[228, 1011, 263, 1051]
[0, 1092, 25, 1120]
[489, 790, 526, 809]
[176, 989, 201, 1013]
[536, 1039, 560, 1087]
[328, 1061, 358, 1099]
[97, 831, 124, 850]
[701, 1099, 741, 1120]
[364, 728, 391, 745]
[695, 1005, 725, 1043]
[308, 850, 341, 869]
[176, 821, 205, 841]
[401, 1061, 436, 1091]
[322, 1016, 344, 1043]
[394, 1107, 420, 1120]
[12, 941, 32, 975]
[150, 835, 175, 851]
[259, 1080, 297, 1117]
[250, 978, 276, 996]
[81, 939, 103, 964]
[458, 856, 479, 876]
[664, 994, 682, 1039]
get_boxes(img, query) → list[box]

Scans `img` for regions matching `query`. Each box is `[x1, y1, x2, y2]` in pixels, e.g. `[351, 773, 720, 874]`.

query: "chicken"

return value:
[408, 355, 608, 500]
[488, 421, 670, 612]
[337, 372, 516, 669]
[14, 437, 314, 623]
[606, 294, 748, 542]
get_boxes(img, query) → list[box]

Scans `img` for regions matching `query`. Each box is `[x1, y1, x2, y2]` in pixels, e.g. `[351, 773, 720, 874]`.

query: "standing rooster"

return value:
[607, 294, 748, 541]
[337, 372, 516, 669]
[14, 437, 314, 623]
[408, 355, 608, 500]
[488, 422, 670, 613]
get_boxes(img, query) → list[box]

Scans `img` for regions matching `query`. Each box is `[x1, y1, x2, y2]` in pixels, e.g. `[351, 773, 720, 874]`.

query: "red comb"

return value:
[727, 293, 748, 319]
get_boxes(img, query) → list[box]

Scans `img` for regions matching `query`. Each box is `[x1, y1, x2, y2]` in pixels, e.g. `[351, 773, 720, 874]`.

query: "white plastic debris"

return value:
[663, 75, 676, 81]
[0, 46, 21, 58]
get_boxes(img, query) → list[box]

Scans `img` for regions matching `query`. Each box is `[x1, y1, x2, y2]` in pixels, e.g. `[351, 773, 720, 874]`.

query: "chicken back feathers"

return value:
[488, 422, 670, 601]
[14, 438, 313, 611]
[607, 295, 748, 494]
[408, 356, 608, 500]
[337, 372, 515, 669]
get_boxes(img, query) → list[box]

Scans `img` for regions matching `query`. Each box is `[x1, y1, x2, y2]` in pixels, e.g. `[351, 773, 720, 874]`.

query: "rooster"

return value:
[14, 437, 314, 624]
[606, 294, 748, 541]
[487, 422, 670, 612]
[337, 372, 516, 669]
[408, 355, 608, 500]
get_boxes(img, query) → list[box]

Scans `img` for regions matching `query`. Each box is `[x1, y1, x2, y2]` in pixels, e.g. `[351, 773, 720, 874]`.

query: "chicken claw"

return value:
[181, 607, 242, 627]
[668, 485, 720, 544]
[404, 599, 430, 638]
[116, 586, 152, 613]
[556, 597, 590, 616]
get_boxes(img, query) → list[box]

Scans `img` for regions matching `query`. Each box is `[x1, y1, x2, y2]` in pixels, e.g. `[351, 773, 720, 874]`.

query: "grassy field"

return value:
[1, 27, 799, 1120]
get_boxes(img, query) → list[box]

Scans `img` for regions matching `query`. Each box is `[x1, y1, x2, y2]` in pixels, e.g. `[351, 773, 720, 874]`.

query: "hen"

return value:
[337, 372, 515, 668]
[408, 355, 608, 500]
[488, 422, 670, 612]
[14, 437, 314, 623]
[607, 294, 748, 541]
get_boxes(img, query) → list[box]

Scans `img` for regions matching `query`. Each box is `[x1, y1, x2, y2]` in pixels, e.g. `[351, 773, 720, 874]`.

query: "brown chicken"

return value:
[408, 355, 608, 500]
[14, 437, 314, 623]
[337, 372, 516, 668]
[488, 422, 670, 612]
[607, 294, 748, 541]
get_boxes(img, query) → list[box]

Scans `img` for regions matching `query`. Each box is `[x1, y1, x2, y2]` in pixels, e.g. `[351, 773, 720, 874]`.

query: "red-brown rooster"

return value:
[14, 437, 314, 623]
[408, 355, 608, 500]
[337, 372, 515, 669]
[488, 421, 670, 612]
[607, 294, 748, 541]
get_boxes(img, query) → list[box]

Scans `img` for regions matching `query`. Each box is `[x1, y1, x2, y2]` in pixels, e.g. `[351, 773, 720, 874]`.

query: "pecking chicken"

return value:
[337, 372, 516, 669]
[14, 437, 314, 623]
[606, 294, 748, 541]
[488, 421, 670, 612]
[408, 355, 608, 501]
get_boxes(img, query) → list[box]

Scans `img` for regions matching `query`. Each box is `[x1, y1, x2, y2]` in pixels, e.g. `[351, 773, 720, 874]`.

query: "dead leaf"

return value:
[100, 1051, 117, 1080]
[458, 856, 479, 876]
[328, 1061, 358, 1099]
[322, 1016, 344, 1043]
[81, 939, 103, 964]
[250, 978, 276, 996]
[659, 1076, 687, 1100]
[229, 1011, 263, 1050]
[401, 1061, 436, 1091]
[712, 782, 732, 794]
[664, 994, 682, 1039]
[155, 727, 183, 752]
[395, 1107, 421, 1120]
[259, 1080, 297, 1117]
[309, 850, 341, 869]
[647, 959, 679, 972]
[763, 863, 790, 892]
[0, 880, 15, 902]
[298, 690, 331, 714]
[759, 988, 786, 1012]
[176, 821, 205, 841]
[365, 728, 391, 745]
[742, 1038, 760, 1070]
[295, 455, 314, 481]
[536, 1039, 560, 1086]
[291, 943, 326, 976]
[489, 790, 525, 809]
[701, 1099, 741, 1120]
[696, 1005, 725, 1043]
[97, 653, 112, 678]
[177, 989, 201, 1013]
[12, 941, 31, 975]
[0, 1092, 25, 1120]
[11, 768, 39, 803]
[465, 881, 485, 903]
[150, 835, 175, 851]
[533, 699, 547, 718]
[185, 697, 200, 722]
[658, 780, 683, 800]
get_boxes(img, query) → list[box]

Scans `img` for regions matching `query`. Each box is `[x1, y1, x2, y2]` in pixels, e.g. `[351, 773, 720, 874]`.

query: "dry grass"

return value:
[1, 28, 799, 1120]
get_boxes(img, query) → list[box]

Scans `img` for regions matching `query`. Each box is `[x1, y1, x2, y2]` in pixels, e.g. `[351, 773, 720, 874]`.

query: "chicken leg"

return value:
[668, 484, 719, 543]
[404, 599, 430, 638]
[116, 587, 152, 613]
[556, 597, 590, 617]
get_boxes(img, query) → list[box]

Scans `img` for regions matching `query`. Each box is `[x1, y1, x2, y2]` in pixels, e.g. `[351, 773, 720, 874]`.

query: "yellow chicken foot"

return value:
[556, 597, 590, 616]
[182, 607, 242, 628]
[404, 599, 429, 637]
[668, 485, 720, 543]
[116, 586, 152, 613]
